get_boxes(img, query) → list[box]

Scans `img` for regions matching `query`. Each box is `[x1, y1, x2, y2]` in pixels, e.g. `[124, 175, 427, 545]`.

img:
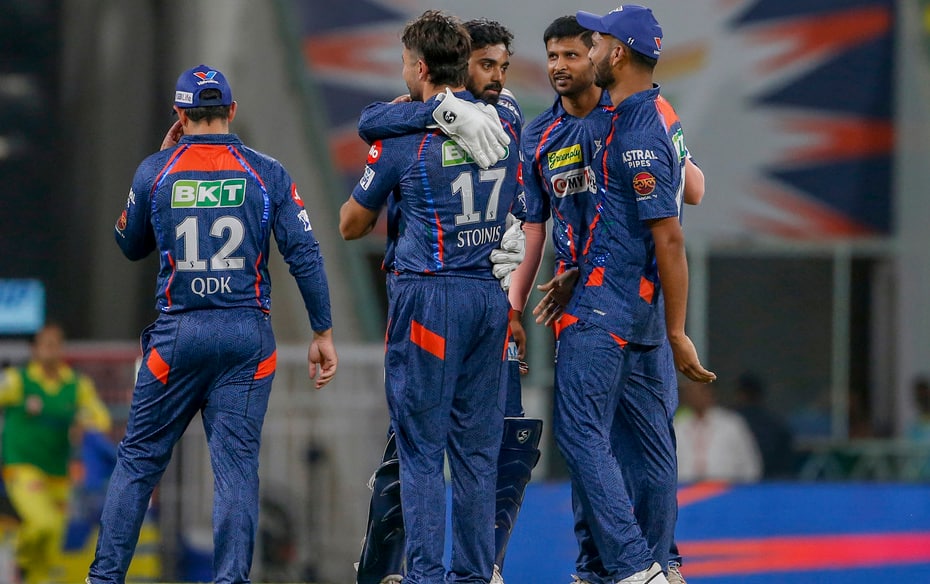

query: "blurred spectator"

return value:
[675, 379, 762, 483]
[0, 323, 111, 584]
[733, 372, 796, 479]
[906, 375, 930, 442]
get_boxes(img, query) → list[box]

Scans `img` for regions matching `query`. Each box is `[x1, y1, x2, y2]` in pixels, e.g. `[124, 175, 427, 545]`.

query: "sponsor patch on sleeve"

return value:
[632, 172, 657, 198]
[297, 209, 312, 231]
[291, 184, 304, 207]
[367, 141, 383, 164]
[116, 209, 128, 234]
[360, 166, 376, 190]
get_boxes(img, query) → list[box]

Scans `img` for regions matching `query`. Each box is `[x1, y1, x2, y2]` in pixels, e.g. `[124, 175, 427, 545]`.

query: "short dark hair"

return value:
[543, 15, 593, 48]
[627, 46, 658, 71]
[403, 10, 471, 87]
[183, 89, 232, 122]
[464, 18, 514, 55]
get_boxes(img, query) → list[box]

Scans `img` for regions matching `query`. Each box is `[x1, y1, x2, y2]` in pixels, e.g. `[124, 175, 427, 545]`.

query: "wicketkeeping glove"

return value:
[489, 214, 525, 291]
[432, 88, 509, 169]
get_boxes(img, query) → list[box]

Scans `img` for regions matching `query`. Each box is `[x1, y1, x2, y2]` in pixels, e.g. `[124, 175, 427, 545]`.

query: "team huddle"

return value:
[341, 6, 714, 584]
[78, 4, 713, 584]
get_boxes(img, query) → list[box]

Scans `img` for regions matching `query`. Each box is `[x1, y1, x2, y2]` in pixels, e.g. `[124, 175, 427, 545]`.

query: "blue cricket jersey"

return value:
[351, 91, 521, 277]
[568, 85, 686, 345]
[114, 133, 333, 332]
[522, 91, 613, 274]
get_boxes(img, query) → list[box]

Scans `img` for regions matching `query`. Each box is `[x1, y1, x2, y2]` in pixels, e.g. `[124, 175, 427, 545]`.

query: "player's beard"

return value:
[592, 54, 615, 89]
[468, 80, 502, 104]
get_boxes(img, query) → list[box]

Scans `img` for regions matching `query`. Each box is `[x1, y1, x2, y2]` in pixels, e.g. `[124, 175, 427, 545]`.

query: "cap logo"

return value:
[193, 70, 219, 84]
[655, 37, 662, 50]
[175, 91, 193, 105]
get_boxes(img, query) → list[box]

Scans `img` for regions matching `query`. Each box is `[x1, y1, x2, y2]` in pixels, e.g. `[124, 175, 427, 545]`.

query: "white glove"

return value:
[489, 214, 525, 290]
[432, 88, 509, 169]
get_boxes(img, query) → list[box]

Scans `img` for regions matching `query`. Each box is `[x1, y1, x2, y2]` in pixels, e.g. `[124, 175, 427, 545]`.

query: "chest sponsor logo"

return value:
[548, 143, 582, 170]
[551, 166, 596, 198]
[622, 149, 658, 168]
[172, 179, 246, 208]
[632, 172, 657, 197]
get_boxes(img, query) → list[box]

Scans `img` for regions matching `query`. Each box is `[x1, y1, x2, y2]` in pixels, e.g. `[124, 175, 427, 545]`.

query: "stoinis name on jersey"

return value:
[622, 149, 658, 168]
[172, 179, 246, 208]
[548, 144, 582, 170]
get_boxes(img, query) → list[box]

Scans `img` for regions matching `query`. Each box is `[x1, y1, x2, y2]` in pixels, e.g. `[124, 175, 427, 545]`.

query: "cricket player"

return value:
[88, 64, 337, 584]
[353, 17, 541, 584]
[340, 11, 522, 584]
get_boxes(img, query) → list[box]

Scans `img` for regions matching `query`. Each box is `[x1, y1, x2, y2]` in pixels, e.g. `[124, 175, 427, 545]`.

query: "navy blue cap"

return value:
[174, 64, 233, 108]
[576, 5, 663, 60]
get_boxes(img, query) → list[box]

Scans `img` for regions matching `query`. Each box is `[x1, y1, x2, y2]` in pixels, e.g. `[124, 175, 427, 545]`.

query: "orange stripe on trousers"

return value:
[410, 320, 446, 360]
[254, 350, 277, 380]
[146, 348, 170, 384]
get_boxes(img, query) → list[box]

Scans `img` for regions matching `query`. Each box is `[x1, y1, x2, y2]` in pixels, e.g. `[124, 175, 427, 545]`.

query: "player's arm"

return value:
[357, 99, 435, 143]
[359, 90, 508, 169]
[340, 137, 403, 240]
[0, 368, 24, 408]
[114, 165, 157, 261]
[270, 173, 338, 388]
[76, 376, 112, 433]
[683, 156, 704, 206]
[648, 216, 714, 383]
[340, 198, 381, 240]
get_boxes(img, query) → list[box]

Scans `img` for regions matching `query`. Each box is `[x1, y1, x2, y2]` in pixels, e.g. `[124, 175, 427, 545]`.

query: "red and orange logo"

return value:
[291, 184, 304, 207]
[116, 210, 128, 231]
[632, 172, 656, 196]
[367, 141, 383, 164]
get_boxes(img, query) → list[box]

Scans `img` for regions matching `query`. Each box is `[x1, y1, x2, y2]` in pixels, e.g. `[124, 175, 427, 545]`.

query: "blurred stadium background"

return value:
[0, 0, 928, 582]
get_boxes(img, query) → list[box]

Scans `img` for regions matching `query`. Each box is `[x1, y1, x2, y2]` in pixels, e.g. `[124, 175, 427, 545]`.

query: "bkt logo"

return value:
[172, 179, 246, 208]
[551, 166, 596, 198]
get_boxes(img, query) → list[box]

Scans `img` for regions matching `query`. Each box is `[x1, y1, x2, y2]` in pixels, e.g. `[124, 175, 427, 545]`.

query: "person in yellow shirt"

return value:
[0, 323, 111, 584]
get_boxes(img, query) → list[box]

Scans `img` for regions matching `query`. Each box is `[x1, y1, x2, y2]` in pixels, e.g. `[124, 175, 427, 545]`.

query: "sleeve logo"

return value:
[291, 184, 305, 207]
[632, 172, 657, 197]
[360, 166, 376, 190]
[367, 141, 383, 164]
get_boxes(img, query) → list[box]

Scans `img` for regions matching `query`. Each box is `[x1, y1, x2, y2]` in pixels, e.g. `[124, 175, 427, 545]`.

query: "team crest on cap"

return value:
[654, 37, 662, 51]
[632, 172, 656, 196]
[193, 70, 219, 83]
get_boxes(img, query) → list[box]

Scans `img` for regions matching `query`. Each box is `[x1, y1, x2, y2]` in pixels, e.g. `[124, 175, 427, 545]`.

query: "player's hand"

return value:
[533, 269, 579, 326]
[668, 333, 716, 383]
[432, 88, 509, 169]
[489, 215, 525, 290]
[391, 94, 412, 104]
[308, 329, 338, 389]
[509, 310, 527, 361]
[161, 119, 184, 151]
